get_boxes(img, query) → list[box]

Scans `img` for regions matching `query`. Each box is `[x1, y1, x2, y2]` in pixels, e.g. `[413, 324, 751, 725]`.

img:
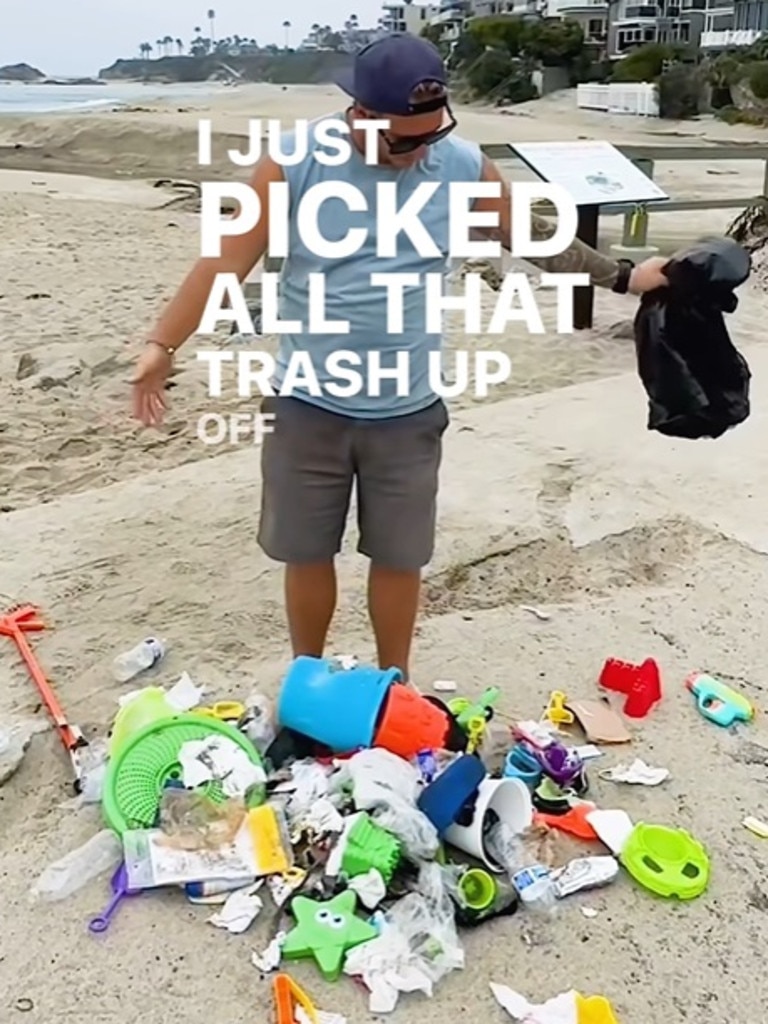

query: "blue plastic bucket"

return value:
[417, 754, 486, 836]
[503, 745, 542, 786]
[277, 656, 400, 752]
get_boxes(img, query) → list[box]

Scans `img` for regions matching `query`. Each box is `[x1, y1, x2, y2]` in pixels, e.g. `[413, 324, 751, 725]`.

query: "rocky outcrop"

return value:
[99, 51, 349, 85]
[0, 63, 45, 81]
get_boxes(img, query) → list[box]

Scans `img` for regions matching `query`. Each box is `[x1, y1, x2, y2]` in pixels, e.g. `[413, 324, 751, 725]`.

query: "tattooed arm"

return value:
[471, 155, 668, 293]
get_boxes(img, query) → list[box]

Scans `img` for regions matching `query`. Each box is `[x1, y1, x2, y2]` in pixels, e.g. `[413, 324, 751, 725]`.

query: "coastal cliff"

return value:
[0, 63, 45, 81]
[99, 52, 350, 85]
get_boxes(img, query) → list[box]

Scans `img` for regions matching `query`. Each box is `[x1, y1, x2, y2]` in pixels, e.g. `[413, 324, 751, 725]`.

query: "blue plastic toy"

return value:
[277, 656, 400, 752]
[503, 744, 542, 786]
[417, 754, 486, 835]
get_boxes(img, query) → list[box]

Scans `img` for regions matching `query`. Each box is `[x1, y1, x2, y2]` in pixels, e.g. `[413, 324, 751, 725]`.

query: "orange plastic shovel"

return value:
[273, 973, 318, 1024]
[534, 802, 600, 841]
[0, 604, 88, 792]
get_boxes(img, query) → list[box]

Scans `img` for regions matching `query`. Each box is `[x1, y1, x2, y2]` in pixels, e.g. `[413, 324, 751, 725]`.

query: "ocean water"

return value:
[0, 81, 229, 115]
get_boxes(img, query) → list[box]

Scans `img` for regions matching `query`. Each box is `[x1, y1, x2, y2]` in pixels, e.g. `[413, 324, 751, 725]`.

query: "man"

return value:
[132, 33, 667, 680]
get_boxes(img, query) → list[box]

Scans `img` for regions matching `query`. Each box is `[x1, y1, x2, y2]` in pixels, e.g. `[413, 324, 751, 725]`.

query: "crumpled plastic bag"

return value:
[330, 749, 439, 861]
[280, 759, 334, 826]
[0, 721, 34, 786]
[634, 236, 751, 439]
[158, 789, 246, 850]
[343, 862, 464, 1013]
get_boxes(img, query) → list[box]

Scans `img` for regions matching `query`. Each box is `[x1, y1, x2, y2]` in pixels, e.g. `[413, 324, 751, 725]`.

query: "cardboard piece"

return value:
[565, 699, 631, 744]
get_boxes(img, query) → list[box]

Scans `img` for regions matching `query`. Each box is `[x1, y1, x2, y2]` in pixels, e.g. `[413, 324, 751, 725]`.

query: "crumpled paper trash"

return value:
[251, 933, 284, 973]
[302, 797, 345, 835]
[179, 735, 266, 798]
[348, 868, 387, 909]
[275, 760, 334, 829]
[491, 985, 619, 1023]
[598, 759, 669, 787]
[343, 926, 436, 1014]
[208, 883, 263, 934]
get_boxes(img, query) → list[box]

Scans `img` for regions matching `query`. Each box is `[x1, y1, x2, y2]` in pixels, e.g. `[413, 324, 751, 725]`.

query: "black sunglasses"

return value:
[383, 105, 457, 155]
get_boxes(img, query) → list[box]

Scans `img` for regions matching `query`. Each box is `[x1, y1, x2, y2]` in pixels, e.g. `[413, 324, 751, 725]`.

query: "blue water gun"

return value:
[685, 672, 754, 728]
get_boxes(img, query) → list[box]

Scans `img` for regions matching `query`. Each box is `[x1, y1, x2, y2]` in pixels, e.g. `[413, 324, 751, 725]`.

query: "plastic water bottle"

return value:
[29, 829, 122, 901]
[113, 637, 166, 683]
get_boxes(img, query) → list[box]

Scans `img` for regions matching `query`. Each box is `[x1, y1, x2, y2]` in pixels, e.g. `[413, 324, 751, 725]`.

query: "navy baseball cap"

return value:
[336, 33, 448, 115]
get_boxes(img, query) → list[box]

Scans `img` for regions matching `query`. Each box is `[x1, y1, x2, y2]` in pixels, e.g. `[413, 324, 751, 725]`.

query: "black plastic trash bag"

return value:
[633, 236, 752, 439]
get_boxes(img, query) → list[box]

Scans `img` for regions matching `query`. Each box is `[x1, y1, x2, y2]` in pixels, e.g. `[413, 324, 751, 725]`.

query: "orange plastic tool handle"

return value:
[0, 606, 80, 751]
[273, 973, 318, 1024]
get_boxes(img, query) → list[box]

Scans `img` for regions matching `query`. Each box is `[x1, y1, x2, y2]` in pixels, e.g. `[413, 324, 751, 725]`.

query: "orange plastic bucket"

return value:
[373, 684, 451, 759]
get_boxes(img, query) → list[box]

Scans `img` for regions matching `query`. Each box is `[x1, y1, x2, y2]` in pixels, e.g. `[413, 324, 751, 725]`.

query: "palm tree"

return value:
[164, 35, 174, 55]
[208, 8, 216, 43]
[176, 37, 184, 55]
[283, 19, 291, 48]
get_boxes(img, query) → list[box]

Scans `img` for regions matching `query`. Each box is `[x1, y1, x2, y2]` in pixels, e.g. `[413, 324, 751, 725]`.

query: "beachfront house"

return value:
[608, 0, 766, 56]
[427, 0, 472, 45]
[700, 0, 766, 48]
[424, 0, 609, 48]
[606, 0, 701, 56]
[380, 0, 441, 33]
[545, 0, 609, 44]
[405, 0, 764, 56]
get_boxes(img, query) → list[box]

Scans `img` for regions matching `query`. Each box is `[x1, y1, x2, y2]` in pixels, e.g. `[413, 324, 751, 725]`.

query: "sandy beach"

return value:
[1, 83, 768, 1024]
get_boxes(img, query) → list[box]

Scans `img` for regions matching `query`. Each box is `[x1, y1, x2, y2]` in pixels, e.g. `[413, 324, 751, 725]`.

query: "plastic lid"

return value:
[459, 868, 496, 910]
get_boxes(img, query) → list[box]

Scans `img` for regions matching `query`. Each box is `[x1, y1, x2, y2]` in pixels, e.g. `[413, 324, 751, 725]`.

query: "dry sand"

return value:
[1, 84, 767, 1024]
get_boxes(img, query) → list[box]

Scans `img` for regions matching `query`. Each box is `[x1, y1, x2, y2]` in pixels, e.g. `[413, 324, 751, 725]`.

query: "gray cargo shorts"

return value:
[257, 395, 449, 570]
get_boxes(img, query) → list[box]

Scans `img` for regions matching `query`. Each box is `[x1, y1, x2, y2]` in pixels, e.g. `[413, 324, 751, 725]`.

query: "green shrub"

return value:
[521, 18, 584, 66]
[611, 43, 691, 83]
[448, 28, 484, 70]
[465, 48, 513, 94]
[748, 60, 768, 99]
[716, 103, 767, 125]
[466, 15, 527, 56]
[658, 65, 702, 119]
[463, 48, 537, 103]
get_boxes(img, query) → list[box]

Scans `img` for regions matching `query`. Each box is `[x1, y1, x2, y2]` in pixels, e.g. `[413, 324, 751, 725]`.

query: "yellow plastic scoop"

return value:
[194, 701, 245, 722]
[543, 690, 574, 727]
[576, 992, 620, 1023]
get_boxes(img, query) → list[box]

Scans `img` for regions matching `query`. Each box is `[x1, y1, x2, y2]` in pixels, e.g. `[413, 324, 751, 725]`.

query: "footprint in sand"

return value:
[49, 436, 101, 460]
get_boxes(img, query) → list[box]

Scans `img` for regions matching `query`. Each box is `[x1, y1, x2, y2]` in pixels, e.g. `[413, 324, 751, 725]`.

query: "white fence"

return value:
[576, 82, 659, 117]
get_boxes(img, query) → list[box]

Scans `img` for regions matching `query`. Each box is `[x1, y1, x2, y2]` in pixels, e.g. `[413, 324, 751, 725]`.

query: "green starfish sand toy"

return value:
[281, 890, 378, 982]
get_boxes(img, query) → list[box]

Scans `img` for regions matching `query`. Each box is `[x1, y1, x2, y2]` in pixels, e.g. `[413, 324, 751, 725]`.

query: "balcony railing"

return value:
[548, 0, 610, 12]
[700, 27, 762, 46]
[546, 0, 607, 12]
[430, 7, 467, 23]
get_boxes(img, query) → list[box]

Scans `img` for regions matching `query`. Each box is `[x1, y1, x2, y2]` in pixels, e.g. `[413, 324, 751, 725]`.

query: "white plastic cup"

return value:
[444, 777, 533, 874]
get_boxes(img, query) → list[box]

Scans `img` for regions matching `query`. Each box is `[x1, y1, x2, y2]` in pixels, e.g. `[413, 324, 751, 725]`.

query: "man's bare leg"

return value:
[285, 562, 337, 658]
[368, 564, 420, 680]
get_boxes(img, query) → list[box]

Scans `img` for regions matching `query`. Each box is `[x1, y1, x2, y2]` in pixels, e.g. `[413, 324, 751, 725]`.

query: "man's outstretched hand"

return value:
[628, 256, 669, 295]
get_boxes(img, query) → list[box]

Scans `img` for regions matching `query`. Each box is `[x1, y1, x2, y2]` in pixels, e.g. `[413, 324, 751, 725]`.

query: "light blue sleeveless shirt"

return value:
[273, 113, 483, 419]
